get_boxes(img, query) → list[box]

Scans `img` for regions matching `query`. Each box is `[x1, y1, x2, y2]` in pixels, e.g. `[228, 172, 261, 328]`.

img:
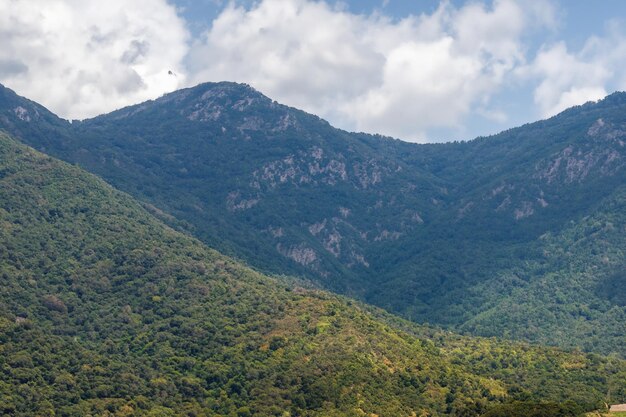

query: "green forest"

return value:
[1, 82, 624, 357]
[1, 132, 625, 416]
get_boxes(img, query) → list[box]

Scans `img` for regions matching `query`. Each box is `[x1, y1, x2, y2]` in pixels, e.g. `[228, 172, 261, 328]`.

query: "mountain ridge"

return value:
[0, 81, 624, 356]
[2, 131, 624, 415]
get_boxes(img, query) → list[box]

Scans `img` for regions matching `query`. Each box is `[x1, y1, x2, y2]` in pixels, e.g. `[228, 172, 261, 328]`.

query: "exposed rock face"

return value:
[457, 201, 475, 219]
[374, 229, 402, 241]
[353, 160, 385, 189]
[185, 85, 267, 122]
[273, 113, 298, 132]
[536, 119, 625, 185]
[536, 145, 617, 184]
[411, 212, 424, 223]
[514, 202, 534, 220]
[254, 150, 349, 188]
[588, 118, 626, 145]
[277, 243, 318, 266]
[13, 106, 32, 121]
[495, 196, 511, 212]
[226, 191, 259, 211]
[268, 226, 284, 238]
[309, 220, 327, 236]
[251, 147, 398, 191]
[323, 230, 342, 257]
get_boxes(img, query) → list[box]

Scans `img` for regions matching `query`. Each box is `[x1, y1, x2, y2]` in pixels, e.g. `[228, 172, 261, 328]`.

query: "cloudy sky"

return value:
[2, 0, 626, 142]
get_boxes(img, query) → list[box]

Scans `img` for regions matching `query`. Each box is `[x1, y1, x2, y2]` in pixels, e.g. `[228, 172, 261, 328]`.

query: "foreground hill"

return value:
[1, 133, 625, 415]
[0, 83, 624, 357]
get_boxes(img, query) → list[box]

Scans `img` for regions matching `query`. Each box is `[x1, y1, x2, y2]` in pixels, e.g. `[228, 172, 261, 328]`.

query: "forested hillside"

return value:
[0, 82, 624, 357]
[2, 133, 625, 416]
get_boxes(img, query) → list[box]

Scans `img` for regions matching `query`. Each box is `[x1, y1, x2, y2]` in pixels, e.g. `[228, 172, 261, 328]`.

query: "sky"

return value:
[2, 0, 626, 143]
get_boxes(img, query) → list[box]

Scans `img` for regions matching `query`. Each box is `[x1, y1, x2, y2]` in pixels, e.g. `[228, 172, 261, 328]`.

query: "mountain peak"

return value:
[597, 90, 626, 107]
[159, 81, 270, 106]
[84, 81, 320, 137]
[545, 90, 626, 122]
[0, 82, 69, 138]
[86, 81, 279, 125]
[157, 81, 275, 122]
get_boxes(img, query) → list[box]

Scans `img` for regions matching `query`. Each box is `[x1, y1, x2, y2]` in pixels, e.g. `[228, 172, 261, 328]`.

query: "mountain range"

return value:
[1, 81, 623, 357]
[1, 79, 626, 416]
[2, 125, 626, 416]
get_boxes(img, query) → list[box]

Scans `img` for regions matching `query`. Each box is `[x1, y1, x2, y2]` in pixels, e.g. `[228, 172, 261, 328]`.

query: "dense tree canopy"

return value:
[1, 82, 623, 357]
[1, 133, 625, 416]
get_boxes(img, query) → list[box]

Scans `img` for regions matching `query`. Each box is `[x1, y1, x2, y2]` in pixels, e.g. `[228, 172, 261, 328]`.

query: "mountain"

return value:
[0, 82, 624, 357]
[0, 82, 446, 287]
[3, 132, 625, 416]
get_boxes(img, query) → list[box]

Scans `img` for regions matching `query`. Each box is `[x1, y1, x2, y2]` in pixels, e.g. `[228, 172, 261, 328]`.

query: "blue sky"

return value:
[172, 0, 626, 141]
[2, 0, 626, 142]
[174, 0, 626, 48]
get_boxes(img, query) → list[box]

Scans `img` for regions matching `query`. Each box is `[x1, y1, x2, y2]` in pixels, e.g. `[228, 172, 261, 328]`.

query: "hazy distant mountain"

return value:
[1, 82, 624, 356]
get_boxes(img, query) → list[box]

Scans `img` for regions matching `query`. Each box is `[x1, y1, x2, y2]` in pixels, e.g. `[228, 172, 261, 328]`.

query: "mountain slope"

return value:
[0, 82, 624, 357]
[365, 97, 626, 321]
[459, 184, 626, 352]
[0, 82, 446, 292]
[2, 132, 626, 416]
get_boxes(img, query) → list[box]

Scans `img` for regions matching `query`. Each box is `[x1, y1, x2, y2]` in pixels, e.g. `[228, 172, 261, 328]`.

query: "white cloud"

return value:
[523, 21, 626, 118]
[187, 0, 384, 120]
[523, 42, 609, 117]
[187, 0, 556, 141]
[8, 0, 626, 142]
[0, 0, 189, 119]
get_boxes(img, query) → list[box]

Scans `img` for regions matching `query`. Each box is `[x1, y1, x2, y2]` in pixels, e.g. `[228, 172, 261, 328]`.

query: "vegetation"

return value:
[0, 82, 624, 358]
[480, 401, 583, 417]
[1, 133, 625, 415]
